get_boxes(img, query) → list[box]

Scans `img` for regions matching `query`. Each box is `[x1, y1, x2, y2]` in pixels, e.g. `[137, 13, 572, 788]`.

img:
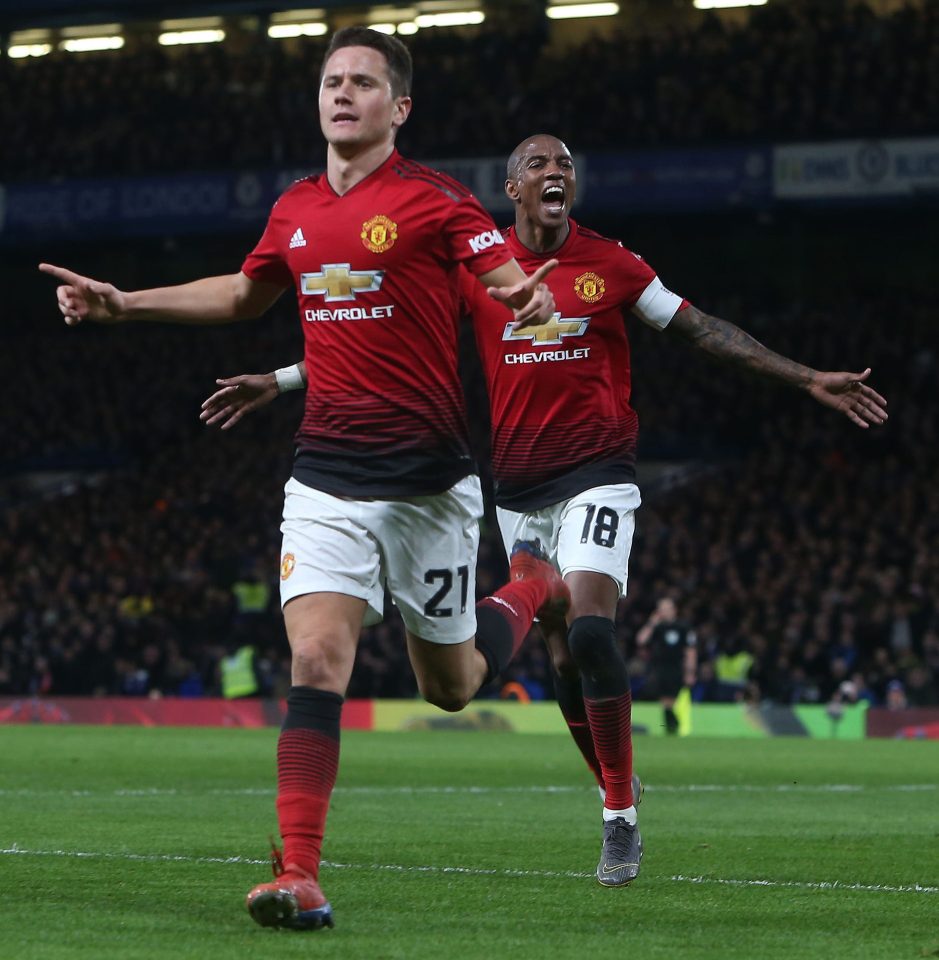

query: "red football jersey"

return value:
[242, 149, 513, 497]
[463, 219, 689, 510]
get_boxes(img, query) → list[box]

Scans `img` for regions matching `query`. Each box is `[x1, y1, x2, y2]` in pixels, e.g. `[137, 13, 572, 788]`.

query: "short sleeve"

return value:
[617, 245, 689, 331]
[442, 194, 514, 276]
[457, 266, 482, 317]
[241, 214, 293, 288]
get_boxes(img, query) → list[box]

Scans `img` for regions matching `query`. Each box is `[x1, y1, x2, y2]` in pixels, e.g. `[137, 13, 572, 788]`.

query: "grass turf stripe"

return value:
[2, 845, 936, 895]
[0, 782, 936, 798]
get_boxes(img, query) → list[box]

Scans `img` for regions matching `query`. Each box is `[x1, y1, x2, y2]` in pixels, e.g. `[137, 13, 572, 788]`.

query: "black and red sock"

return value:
[276, 686, 343, 879]
[474, 580, 550, 684]
[568, 616, 634, 810]
[584, 693, 633, 810]
[553, 669, 604, 787]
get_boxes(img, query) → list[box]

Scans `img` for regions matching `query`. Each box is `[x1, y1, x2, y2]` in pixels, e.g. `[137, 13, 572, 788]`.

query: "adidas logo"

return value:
[289, 228, 307, 249]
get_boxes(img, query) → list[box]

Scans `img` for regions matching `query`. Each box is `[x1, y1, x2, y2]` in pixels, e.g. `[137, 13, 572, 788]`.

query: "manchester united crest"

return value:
[280, 553, 296, 581]
[574, 271, 605, 303]
[361, 215, 398, 253]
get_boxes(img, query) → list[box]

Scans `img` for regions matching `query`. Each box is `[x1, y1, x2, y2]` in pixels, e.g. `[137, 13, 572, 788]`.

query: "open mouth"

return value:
[541, 184, 566, 214]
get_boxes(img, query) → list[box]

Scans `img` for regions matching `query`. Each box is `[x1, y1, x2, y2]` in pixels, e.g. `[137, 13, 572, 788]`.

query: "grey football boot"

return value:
[596, 773, 643, 886]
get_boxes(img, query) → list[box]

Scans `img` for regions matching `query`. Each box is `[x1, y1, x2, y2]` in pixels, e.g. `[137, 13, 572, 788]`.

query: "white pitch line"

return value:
[0, 783, 935, 799]
[1, 845, 936, 895]
[669, 875, 939, 895]
[0, 845, 269, 867]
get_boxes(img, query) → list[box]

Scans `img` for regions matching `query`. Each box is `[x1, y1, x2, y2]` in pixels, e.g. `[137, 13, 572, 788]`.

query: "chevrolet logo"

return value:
[502, 313, 589, 345]
[300, 263, 384, 302]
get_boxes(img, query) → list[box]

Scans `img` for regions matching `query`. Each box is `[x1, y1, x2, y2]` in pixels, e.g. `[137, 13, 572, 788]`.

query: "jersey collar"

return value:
[321, 147, 400, 198]
[506, 218, 578, 261]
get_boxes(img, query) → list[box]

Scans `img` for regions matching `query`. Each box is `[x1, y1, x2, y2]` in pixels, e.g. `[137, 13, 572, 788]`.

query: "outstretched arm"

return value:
[665, 305, 888, 428]
[39, 264, 286, 326]
[201, 362, 307, 430]
[480, 258, 558, 328]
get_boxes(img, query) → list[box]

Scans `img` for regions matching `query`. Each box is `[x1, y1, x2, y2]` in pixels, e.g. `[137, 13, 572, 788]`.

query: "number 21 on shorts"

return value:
[423, 565, 469, 617]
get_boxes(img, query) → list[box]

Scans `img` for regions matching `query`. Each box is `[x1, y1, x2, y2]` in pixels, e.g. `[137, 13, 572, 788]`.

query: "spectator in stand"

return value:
[1, 0, 937, 182]
[886, 679, 908, 711]
[1, 288, 936, 708]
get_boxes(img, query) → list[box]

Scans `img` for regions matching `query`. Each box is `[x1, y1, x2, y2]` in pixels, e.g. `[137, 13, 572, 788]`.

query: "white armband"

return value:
[633, 276, 684, 330]
[274, 364, 305, 394]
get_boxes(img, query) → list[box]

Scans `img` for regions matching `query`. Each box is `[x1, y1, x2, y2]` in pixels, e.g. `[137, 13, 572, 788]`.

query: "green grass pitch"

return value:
[1, 725, 937, 959]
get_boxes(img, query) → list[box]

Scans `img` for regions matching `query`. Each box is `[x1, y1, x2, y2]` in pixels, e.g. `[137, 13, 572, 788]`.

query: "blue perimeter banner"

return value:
[774, 137, 939, 201]
[0, 147, 772, 244]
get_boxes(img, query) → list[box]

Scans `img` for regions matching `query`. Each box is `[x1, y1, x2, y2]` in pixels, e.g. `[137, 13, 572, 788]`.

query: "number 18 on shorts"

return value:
[496, 483, 641, 596]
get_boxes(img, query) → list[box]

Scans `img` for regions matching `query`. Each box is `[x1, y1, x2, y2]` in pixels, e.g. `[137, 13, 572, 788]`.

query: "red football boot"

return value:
[509, 538, 571, 619]
[246, 845, 334, 931]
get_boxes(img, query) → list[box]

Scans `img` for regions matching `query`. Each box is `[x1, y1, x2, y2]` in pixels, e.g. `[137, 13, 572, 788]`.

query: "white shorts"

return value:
[279, 475, 483, 644]
[496, 483, 641, 596]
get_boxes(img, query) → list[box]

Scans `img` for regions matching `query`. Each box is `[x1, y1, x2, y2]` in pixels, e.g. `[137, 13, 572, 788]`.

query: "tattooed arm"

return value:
[665, 305, 888, 428]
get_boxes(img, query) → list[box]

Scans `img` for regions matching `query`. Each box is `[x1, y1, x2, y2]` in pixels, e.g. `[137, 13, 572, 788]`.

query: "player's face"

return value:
[506, 136, 576, 228]
[319, 46, 411, 150]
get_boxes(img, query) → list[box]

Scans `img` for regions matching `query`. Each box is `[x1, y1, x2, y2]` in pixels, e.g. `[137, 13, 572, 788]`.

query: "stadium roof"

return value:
[0, 0, 419, 32]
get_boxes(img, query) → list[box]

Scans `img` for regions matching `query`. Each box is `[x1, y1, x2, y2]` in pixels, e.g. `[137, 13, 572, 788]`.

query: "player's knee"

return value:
[567, 616, 628, 697]
[290, 641, 342, 689]
[429, 693, 471, 713]
[567, 616, 617, 669]
[418, 677, 472, 713]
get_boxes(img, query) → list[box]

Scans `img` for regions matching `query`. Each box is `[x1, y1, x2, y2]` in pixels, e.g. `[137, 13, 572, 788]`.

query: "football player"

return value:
[40, 32, 570, 931]
[200, 133, 887, 889]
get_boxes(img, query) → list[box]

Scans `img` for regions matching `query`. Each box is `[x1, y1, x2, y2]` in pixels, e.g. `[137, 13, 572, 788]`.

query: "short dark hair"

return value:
[507, 134, 571, 180]
[321, 27, 413, 98]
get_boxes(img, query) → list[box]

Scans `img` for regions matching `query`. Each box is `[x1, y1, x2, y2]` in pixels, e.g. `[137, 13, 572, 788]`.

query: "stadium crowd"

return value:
[1, 0, 938, 182]
[2, 283, 936, 709]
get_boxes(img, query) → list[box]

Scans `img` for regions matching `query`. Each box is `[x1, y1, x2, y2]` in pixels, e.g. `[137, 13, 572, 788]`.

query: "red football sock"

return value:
[275, 688, 342, 879]
[475, 580, 550, 683]
[483, 580, 549, 653]
[568, 716, 606, 788]
[553, 671, 604, 786]
[585, 693, 634, 809]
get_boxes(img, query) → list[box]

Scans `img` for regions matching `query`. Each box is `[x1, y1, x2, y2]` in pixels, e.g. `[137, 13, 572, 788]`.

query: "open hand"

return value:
[200, 374, 278, 430]
[807, 368, 888, 428]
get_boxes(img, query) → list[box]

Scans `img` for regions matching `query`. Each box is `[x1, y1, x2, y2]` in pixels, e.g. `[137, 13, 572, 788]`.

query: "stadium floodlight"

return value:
[158, 17, 226, 46]
[269, 8, 328, 37]
[693, 0, 767, 8]
[268, 22, 328, 38]
[60, 36, 125, 53]
[414, 11, 484, 27]
[364, 4, 419, 33]
[546, 2, 619, 18]
[8, 43, 53, 58]
[61, 23, 121, 38]
[8, 28, 53, 58]
[271, 7, 326, 19]
[158, 29, 226, 46]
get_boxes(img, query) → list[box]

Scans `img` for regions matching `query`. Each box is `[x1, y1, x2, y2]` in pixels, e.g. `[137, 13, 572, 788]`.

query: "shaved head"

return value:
[506, 133, 571, 180]
[503, 132, 576, 246]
